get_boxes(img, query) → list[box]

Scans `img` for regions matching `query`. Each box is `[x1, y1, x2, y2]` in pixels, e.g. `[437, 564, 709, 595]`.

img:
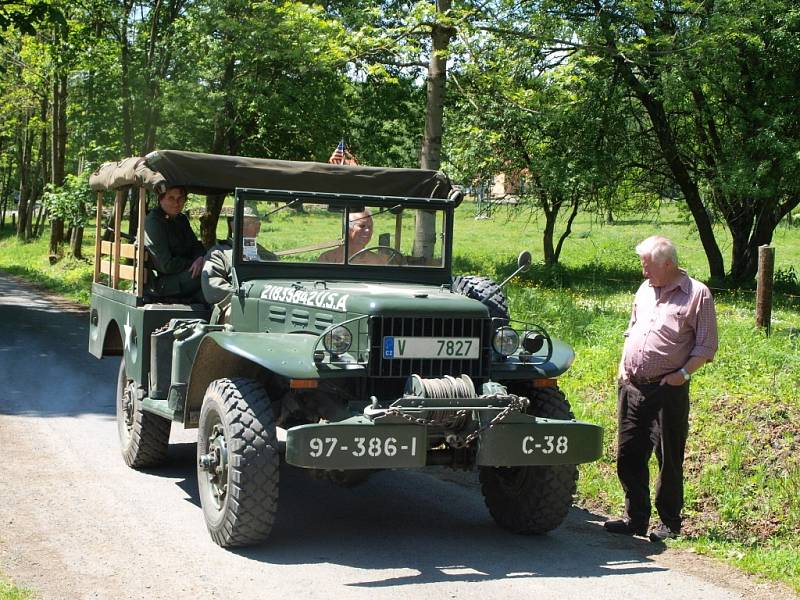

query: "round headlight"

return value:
[522, 332, 545, 354]
[492, 326, 519, 356]
[323, 325, 352, 354]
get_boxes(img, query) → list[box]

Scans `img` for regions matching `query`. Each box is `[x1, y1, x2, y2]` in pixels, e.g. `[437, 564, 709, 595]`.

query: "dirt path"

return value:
[0, 273, 795, 600]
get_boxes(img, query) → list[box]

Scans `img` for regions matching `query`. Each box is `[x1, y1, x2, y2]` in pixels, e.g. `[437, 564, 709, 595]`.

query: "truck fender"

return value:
[184, 331, 324, 427]
[543, 337, 576, 376]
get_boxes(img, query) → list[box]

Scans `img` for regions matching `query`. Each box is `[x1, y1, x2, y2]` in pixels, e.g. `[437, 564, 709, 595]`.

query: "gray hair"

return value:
[348, 207, 372, 225]
[635, 236, 678, 266]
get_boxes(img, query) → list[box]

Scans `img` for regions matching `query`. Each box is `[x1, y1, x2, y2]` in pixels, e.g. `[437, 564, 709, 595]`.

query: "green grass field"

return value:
[0, 577, 32, 600]
[1, 200, 798, 591]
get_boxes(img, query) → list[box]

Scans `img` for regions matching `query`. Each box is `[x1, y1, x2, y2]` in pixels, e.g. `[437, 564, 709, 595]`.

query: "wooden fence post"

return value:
[756, 245, 775, 335]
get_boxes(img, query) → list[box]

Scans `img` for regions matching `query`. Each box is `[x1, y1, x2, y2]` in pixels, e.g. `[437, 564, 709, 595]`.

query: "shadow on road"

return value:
[2, 274, 670, 588]
[250, 466, 666, 585]
[0, 276, 116, 419]
[146, 445, 668, 586]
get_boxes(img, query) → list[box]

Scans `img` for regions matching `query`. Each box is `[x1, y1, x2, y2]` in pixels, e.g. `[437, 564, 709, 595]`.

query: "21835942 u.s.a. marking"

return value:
[309, 436, 418, 459]
[521, 435, 569, 455]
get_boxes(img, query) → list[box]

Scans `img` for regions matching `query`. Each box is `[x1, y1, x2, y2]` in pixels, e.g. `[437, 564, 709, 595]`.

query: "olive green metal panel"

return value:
[476, 416, 603, 466]
[203, 331, 367, 379]
[489, 337, 576, 379]
[89, 283, 210, 386]
[245, 280, 489, 324]
[286, 416, 427, 469]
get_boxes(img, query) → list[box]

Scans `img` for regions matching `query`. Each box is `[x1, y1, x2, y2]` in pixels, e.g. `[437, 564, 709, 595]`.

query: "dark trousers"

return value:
[616, 380, 690, 531]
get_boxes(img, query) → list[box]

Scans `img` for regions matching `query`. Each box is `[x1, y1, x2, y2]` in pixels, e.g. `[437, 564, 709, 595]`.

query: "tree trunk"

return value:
[70, 225, 84, 259]
[415, 0, 453, 260]
[50, 219, 65, 256]
[52, 35, 67, 188]
[34, 205, 47, 238]
[120, 0, 134, 157]
[0, 136, 6, 229]
[28, 92, 49, 241]
[554, 194, 581, 263]
[49, 65, 68, 252]
[727, 201, 787, 283]
[16, 112, 33, 240]
[0, 166, 7, 230]
[201, 56, 239, 248]
[620, 66, 725, 280]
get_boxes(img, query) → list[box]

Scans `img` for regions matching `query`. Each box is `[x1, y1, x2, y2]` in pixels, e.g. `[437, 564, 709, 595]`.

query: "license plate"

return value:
[382, 336, 480, 359]
[286, 418, 428, 469]
[477, 420, 604, 466]
[308, 434, 420, 461]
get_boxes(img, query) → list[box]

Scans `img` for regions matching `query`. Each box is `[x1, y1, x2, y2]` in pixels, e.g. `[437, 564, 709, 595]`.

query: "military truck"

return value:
[88, 150, 602, 547]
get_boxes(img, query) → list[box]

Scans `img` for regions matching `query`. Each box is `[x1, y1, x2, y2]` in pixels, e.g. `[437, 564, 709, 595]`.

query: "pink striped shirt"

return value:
[622, 270, 718, 381]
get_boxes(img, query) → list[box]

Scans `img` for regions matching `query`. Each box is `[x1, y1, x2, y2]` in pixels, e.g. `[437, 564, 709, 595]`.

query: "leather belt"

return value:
[625, 375, 663, 386]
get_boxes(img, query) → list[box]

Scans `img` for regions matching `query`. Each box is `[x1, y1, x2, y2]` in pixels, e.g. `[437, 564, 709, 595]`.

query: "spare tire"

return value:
[452, 275, 510, 320]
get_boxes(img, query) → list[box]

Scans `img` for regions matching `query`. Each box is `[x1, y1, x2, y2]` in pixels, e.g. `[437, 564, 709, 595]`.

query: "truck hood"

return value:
[248, 280, 489, 317]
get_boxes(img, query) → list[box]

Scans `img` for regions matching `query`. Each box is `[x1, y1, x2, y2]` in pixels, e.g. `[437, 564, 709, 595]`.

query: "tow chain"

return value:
[382, 393, 530, 449]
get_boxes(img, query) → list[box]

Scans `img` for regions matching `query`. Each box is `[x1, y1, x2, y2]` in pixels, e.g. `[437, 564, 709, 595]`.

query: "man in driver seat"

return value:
[318, 208, 389, 265]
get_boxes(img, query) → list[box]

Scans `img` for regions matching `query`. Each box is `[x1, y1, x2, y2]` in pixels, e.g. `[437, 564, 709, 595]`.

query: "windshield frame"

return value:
[232, 188, 455, 286]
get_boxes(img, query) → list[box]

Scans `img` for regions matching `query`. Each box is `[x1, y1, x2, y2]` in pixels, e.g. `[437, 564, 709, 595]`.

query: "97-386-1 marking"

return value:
[308, 436, 418, 459]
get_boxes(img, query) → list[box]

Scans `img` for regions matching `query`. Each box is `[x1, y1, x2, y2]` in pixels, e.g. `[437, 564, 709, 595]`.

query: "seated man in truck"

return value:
[317, 208, 390, 265]
[202, 204, 276, 321]
[144, 186, 206, 302]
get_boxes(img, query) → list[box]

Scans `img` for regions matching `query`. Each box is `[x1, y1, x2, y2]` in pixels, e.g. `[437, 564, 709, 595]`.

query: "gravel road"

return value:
[0, 272, 794, 600]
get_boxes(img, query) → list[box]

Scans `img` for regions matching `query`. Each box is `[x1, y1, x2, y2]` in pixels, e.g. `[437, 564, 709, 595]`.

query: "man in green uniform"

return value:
[202, 205, 276, 321]
[144, 186, 206, 301]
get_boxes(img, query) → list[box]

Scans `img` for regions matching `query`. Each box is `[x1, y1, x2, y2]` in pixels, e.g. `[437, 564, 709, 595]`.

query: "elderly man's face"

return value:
[348, 212, 373, 249]
[159, 187, 186, 217]
[641, 255, 674, 287]
[243, 216, 261, 238]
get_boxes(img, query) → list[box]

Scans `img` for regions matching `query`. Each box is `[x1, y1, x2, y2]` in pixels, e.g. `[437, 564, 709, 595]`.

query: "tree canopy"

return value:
[0, 0, 797, 284]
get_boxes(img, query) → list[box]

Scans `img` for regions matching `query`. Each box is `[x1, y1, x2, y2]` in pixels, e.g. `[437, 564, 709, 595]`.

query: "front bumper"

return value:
[285, 408, 603, 470]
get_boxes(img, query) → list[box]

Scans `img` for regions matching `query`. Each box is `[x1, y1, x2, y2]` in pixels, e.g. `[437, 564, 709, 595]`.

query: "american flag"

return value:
[329, 140, 345, 164]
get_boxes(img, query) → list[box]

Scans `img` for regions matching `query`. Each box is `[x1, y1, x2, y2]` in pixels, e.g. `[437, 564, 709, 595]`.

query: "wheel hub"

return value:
[122, 383, 136, 433]
[199, 423, 228, 509]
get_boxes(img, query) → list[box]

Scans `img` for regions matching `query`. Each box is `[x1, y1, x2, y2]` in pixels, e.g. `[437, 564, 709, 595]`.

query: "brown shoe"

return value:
[648, 522, 680, 542]
[603, 518, 648, 536]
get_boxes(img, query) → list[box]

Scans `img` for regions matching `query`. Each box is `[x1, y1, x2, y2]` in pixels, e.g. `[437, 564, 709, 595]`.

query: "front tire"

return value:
[479, 387, 578, 534]
[116, 357, 170, 468]
[197, 378, 279, 547]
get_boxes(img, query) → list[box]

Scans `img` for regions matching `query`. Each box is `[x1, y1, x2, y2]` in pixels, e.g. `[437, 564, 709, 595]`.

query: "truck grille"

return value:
[369, 316, 491, 379]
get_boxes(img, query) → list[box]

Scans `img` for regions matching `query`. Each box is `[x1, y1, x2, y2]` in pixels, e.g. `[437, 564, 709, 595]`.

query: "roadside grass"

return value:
[1, 201, 799, 591]
[0, 576, 33, 600]
[506, 279, 800, 592]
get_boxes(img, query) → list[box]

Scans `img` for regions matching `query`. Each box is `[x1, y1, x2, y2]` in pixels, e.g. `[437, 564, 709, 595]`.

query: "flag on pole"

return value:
[329, 140, 345, 164]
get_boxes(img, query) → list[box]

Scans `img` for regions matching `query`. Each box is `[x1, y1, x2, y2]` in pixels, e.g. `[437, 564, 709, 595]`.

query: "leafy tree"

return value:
[42, 170, 89, 257]
[0, 0, 64, 40]
[446, 13, 630, 265]
[530, 0, 800, 282]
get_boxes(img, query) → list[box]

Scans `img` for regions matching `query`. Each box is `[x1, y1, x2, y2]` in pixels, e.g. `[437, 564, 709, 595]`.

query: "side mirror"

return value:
[517, 251, 532, 273]
[498, 249, 533, 289]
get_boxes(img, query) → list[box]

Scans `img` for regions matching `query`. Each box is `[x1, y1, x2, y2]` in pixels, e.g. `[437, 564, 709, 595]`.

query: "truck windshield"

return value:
[237, 198, 447, 268]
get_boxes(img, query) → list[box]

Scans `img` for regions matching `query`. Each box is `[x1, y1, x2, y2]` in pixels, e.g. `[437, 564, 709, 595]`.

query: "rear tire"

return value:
[452, 275, 509, 320]
[116, 357, 170, 468]
[479, 386, 578, 534]
[197, 378, 279, 547]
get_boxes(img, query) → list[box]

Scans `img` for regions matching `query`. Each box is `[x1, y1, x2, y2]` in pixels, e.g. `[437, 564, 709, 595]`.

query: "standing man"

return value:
[604, 236, 718, 542]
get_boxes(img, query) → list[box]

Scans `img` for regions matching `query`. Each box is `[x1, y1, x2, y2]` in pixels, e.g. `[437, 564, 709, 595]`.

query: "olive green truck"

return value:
[88, 150, 602, 547]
